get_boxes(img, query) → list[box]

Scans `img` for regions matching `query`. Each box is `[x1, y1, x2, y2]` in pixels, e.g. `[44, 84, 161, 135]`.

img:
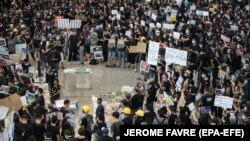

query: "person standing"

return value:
[95, 98, 104, 119]
[68, 30, 79, 63]
[79, 33, 85, 65]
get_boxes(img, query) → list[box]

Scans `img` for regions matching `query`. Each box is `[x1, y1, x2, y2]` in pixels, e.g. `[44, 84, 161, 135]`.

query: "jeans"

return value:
[40, 60, 46, 71]
[79, 46, 84, 63]
[117, 50, 125, 66]
[64, 41, 68, 59]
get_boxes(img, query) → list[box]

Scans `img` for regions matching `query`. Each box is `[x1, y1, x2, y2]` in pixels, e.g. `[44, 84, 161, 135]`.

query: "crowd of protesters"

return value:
[0, 0, 250, 141]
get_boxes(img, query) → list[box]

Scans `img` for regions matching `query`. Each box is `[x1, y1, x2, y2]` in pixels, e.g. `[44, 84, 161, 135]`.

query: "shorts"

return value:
[108, 48, 116, 59]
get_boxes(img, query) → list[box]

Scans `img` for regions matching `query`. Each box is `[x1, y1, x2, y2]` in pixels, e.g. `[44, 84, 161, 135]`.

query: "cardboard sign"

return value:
[221, 35, 231, 43]
[214, 95, 234, 109]
[129, 42, 147, 53]
[0, 38, 6, 47]
[165, 47, 187, 66]
[108, 39, 116, 48]
[147, 41, 160, 66]
[0, 94, 22, 113]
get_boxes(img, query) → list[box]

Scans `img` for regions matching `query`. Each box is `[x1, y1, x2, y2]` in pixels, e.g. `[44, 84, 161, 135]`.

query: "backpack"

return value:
[89, 59, 98, 65]
[84, 115, 94, 133]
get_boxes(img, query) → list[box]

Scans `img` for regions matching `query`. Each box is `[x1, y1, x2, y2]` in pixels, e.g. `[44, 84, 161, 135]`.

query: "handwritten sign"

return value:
[147, 41, 160, 66]
[163, 24, 175, 29]
[214, 95, 234, 109]
[140, 61, 149, 72]
[165, 47, 187, 66]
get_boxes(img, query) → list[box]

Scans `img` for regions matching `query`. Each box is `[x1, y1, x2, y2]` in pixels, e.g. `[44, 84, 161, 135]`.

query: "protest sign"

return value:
[165, 47, 187, 66]
[175, 75, 184, 91]
[57, 19, 70, 28]
[0, 94, 22, 113]
[111, 10, 118, 15]
[69, 20, 81, 29]
[94, 51, 104, 59]
[156, 22, 162, 28]
[141, 20, 146, 26]
[0, 38, 6, 47]
[129, 42, 147, 53]
[195, 93, 202, 101]
[214, 95, 234, 109]
[188, 102, 195, 111]
[108, 39, 116, 48]
[0, 46, 9, 56]
[221, 35, 231, 43]
[230, 25, 239, 31]
[173, 32, 180, 39]
[151, 13, 157, 21]
[170, 17, 177, 22]
[15, 43, 27, 55]
[171, 9, 178, 17]
[149, 23, 155, 28]
[202, 11, 209, 16]
[125, 31, 132, 37]
[147, 41, 160, 66]
[163, 24, 175, 29]
[196, 10, 203, 16]
[20, 96, 28, 106]
[140, 61, 149, 72]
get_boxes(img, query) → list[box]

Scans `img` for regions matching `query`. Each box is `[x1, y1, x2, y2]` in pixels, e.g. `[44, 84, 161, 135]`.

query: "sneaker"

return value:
[106, 65, 110, 67]
[134, 69, 137, 72]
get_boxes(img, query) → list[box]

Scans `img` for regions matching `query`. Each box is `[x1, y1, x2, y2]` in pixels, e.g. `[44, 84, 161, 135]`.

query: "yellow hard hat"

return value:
[81, 105, 90, 113]
[135, 109, 143, 117]
[13, 28, 18, 33]
[140, 36, 146, 42]
[122, 107, 131, 115]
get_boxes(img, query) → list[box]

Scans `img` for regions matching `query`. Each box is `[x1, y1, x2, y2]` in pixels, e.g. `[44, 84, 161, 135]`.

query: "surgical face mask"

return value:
[163, 34, 166, 38]
[192, 40, 196, 44]
[202, 74, 206, 78]
[207, 32, 212, 36]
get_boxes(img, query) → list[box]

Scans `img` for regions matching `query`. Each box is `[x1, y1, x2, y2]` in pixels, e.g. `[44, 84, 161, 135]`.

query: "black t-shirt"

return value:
[96, 105, 105, 117]
[46, 125, 60, 141]
[131, 94, 144, 111]
[8, 86, 17, 94]
[202, 93, 214, 107]
[69, 35, 79, 50]
[32, 123, 46, 141]
[96, 135, 112, 141]
[36, 95, 45, 106]
[15, 123, 33, 141]
[122, 116, 133, 125]
[60, 107, 69, 117]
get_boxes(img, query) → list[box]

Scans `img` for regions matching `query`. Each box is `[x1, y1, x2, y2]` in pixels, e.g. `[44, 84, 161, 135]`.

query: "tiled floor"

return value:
[58, 62, 142, 111]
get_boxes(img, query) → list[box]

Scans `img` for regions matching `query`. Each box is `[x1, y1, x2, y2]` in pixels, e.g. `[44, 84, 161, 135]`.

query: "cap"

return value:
[81, 105, 90, 113]
[122, 107, 131, 115]
[135, 109, 144, 117]
[13, 28, 18, 32]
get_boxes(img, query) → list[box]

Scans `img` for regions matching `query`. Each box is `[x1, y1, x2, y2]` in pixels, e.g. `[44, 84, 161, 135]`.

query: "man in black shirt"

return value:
[122, 107, 133, 125]
[68, 30, 80, 62]
[60, 99, 70, 117]
[7, 80, 17, 95]
[15, 114, 33, 141]
[95, 98, 104, 119]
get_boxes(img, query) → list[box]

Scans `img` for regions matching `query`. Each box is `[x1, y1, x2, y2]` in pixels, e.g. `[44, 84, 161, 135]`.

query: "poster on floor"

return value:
[147, 41, 160, 66]
[165, 47, 187, 66]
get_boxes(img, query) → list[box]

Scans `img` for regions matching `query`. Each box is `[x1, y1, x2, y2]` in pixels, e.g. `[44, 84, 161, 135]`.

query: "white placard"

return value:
[141, 20, 146, 26]
[230, 25, 238, 31]
[176, 0, 183, 5]
[147, 41, 160, 66]
[214, 95, 234, 109]
[188, 102, 195, 111]
[0, 106, 9, 120]
[196, 10, 203, 16]
[149, 23, 155, 28]
[173, 32, 181, 39]
[58, 19, 70, 28]
[146, 0, 151, 2]
[202, 11, 209, 16]
[163, 23, 175, 29]
[156, 22, 162, 28]
[165, 47, 187, 66]
[175, 75, 184, 91]
[190, 5, 196, 10]
[55, 99, 65, 108]
[125, 31, 132, 37]
[120, 7, 124, 11]
[111, 10, 118, 15]
[20, 96, 28, 106]
[15, 43, 27, 55]
[0, 46, 9, 56]
[0, 38, 6, 47]
[116, 13, 121, 20]
[130, 24, 133, 28]
[171, 9, 178, 17]
[246, 5, 250, 11]
[190, 20, 196, 25]
[70, 20, 82, 29]
[151, 13, 157, 21]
